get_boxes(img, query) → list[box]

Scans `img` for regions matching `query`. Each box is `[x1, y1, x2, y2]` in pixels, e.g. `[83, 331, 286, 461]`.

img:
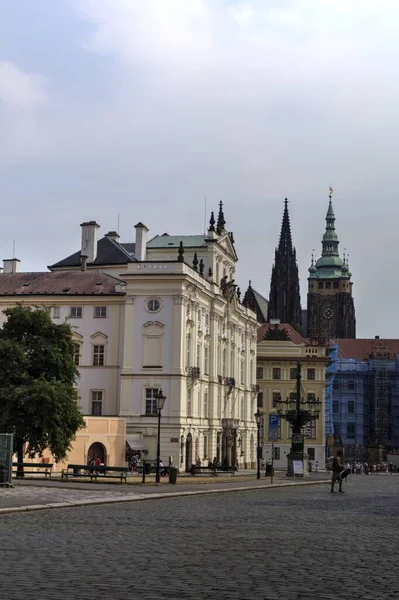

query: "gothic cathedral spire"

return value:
[267, 199, 302, 332]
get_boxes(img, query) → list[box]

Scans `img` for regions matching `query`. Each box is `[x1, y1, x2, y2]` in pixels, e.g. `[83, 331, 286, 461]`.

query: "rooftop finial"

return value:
[329, 186, 333, 200]
[249, 279, 252, 287]
[216, 200, 226, 234]
[177, 241, 184, 262]
[278, 197, 293, 255]
[192, 252, 199, 271]
[209, 211, 215, 232]
[199, 258, 204, 276]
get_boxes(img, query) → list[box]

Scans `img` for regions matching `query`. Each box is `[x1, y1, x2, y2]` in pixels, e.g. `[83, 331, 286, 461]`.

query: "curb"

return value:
[0, 479, 330, 516]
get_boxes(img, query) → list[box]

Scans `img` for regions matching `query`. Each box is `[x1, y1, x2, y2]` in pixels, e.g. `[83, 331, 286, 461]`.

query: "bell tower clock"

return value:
[307, 188, 356, 340]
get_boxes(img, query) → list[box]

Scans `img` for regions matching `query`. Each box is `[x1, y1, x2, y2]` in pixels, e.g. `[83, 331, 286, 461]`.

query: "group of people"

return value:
[345, 461, 394, 475]
[87, 456, 105, 474]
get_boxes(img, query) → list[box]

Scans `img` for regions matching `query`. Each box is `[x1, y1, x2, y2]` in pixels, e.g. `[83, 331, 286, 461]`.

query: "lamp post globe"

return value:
[155, 389, 166, 484]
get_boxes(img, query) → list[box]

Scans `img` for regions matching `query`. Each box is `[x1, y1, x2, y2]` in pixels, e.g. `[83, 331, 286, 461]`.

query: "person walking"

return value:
[331, 450, 344, 493]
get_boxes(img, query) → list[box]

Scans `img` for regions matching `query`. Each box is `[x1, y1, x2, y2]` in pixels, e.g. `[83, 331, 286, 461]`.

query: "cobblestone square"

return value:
[0, 476, 398, 599]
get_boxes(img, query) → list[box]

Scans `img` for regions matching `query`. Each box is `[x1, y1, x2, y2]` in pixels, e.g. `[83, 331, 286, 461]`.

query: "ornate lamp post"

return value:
[255, 410, 262, 479]
[155, 389, 166, 484]
[275, 361, 321, 477]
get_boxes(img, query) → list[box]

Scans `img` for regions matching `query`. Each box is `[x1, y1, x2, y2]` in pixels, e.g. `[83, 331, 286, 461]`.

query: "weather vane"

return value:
[329, 186, 333, 199]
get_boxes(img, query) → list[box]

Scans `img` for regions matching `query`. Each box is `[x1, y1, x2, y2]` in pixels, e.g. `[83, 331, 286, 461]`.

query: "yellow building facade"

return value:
[257, 323, 329, 470]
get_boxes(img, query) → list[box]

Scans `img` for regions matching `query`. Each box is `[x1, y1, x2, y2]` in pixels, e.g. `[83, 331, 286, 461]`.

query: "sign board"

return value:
[293, 460, 303, 476]
[170, 438, 179, 443]
[269, 428, 279, 441]
[269, 415, 279, 428]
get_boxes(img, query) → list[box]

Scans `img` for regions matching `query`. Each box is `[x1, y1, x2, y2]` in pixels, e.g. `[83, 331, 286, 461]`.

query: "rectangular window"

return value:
[307, 448, 315, 461]
[307, 392, 316, 401]
[348, 380, 356, 391]
[273, 447, 280, 460]
[333, 281, 339, 289]
[333, 380, 339, 390]
[222, 349, 227, 377]
[333, 422, 340, 436]
[91, 391, 103, 415]
[347, 422, 356, 439]
[231, 350, 234, 377]
[240, 360, 244, 385]
[70, 306, 82, 318]
[272, 392, 281, 408]
[332, 401, 339, 414]
[204, 391, 208, 418]
[318, 282, 324, 289]
[204, 346, 209, 375]
[308, 418, 317, 439]
[348, 400, 355, 414]
[256, 367, 264, 379]
[187, 390, 192, 417]
[186, 334, 191, 366]
[290, 367, 297, 380]
[74, 344, 80, 366]
[307, 368, 316, 380]
[257, 392, 263, 408]
[217, 388, 222, 417]
[52, 306, 60, 319]
[325, 282, 331, 289]
[269, 418, 281, 441]
[93, 344, 105, 366]
[94, 306, 107, 318]
[145, 388, 160, 415]
[197, 344, 201, 369]
[272, 368, 281, 380]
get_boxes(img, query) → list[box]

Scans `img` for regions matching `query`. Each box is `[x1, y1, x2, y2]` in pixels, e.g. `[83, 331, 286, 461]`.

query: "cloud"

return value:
[0, 60, 47, 109]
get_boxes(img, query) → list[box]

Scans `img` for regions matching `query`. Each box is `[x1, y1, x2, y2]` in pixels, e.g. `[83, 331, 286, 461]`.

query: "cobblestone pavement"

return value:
[1, 475, 397, 600]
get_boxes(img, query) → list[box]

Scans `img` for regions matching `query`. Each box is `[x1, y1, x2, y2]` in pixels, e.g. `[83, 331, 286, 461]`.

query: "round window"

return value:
[147, 298, 161, 312]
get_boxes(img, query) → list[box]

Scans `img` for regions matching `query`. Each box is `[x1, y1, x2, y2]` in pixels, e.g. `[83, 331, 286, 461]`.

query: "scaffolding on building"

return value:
[365, 340, 391, 447]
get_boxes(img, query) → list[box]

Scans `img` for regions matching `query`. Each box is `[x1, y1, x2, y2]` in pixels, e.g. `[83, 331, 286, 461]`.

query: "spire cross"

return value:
[329, 186, 333, 200]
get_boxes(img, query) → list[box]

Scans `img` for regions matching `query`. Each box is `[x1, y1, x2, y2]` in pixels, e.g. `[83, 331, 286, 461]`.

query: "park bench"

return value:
[190, 465, 236, 476]
[138, 463, 169, 477]
[12, 462, 53, 479]
[61, 464, 128, 483]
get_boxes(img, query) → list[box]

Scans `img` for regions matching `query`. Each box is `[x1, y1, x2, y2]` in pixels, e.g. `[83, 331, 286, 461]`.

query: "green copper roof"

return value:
[309, 194, 351, 280]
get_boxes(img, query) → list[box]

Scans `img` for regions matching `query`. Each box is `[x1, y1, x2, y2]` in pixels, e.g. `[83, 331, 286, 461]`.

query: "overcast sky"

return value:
[1, 1, 399, 338]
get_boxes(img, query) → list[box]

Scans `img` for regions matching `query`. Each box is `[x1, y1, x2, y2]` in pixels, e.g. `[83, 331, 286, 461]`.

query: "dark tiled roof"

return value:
[242, 285, 268, 323]
[147, 234, 207, 249]
[49, 237, 136, 269]
[257, 323, 309, 345]
[120, 242, 136, 256]
[0, 271, 125, 296]
[337, 339, 399, 359]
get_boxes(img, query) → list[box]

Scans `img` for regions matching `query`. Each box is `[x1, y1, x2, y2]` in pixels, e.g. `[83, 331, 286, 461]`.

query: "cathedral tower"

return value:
[307, 189, 356, 340]
[267, 199, 302, 332]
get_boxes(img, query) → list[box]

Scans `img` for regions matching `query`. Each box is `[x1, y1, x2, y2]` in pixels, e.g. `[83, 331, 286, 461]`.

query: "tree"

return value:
[0, 305, 85, 474]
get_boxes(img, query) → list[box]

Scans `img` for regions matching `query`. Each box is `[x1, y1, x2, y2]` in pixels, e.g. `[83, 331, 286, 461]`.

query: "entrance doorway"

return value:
[87, 442, 107, 464]
[185, 433, 193, 472]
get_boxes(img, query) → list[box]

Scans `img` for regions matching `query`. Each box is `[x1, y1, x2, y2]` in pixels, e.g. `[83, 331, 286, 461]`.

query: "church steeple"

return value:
[267, 198, 301, 332]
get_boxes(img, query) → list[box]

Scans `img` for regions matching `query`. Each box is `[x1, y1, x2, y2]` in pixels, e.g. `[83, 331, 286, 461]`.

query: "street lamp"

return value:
[255, 410, 262, 480]
[275, 361, 321, 477]
[155, 389, 166, 484]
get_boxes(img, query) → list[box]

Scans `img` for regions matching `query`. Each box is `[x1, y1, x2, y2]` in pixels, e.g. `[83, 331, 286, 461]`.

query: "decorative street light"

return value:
[254, 410, 262, 480]
[275, 361, 321, 477]
[155, 389, 166, 484]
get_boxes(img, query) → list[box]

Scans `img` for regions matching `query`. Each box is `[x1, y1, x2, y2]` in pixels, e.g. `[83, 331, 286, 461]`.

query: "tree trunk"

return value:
[16, 442, 24, 478]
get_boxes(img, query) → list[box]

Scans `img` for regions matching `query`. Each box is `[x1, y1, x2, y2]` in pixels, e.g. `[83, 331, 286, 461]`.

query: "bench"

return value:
[12, 462, 53, 479]
[61, 464, 128, 483]
[138, 464, 169, 477]
[190, 465, 236, 476]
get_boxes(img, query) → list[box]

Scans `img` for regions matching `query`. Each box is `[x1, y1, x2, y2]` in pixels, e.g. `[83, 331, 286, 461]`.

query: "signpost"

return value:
[293, 460, 303, 477]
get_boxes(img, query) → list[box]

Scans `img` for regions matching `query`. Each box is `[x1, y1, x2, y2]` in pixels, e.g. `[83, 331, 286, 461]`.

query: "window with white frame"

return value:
[197, 343, 201, 369]
[256, 366, 264, 379]
[145, 388, 160, 415]
[93, 344, 105, 366]
[70, 306, 83, 318]
[52, 306, 60, 319]
[91, 390, 103, 415]
[222, 348, 227, 376]
[204, 346, 209, 375]
[187, 390, 192, 417]
[94, 306, 107, 318]
[218, 388, 222, 417]
[186, 333, 191, 366]
[204, 391, 208, 418]
[74, 343, 81, 366]
[240, 360, 244, 385]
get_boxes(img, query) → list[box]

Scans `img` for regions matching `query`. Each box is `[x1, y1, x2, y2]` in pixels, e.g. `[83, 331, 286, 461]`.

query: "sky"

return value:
[1, 0, 399, 338]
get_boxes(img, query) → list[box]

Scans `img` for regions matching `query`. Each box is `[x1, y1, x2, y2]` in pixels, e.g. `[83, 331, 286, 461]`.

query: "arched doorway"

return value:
[185, 433, 193, 472]
[87, 442, 107, 465]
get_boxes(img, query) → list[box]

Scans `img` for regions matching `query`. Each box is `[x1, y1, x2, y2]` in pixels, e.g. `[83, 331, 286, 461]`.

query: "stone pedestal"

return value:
[286, 452, 309, 478]
[367, 444, 385, 464]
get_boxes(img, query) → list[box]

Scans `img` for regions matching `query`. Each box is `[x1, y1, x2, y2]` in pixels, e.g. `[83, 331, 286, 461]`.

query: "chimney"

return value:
[134, 222, 149, 261]
[80, 221, 100, 263]
[80, 255, 87, 272]
[3, 258, 20, 273]
[104, 231, 120, 242]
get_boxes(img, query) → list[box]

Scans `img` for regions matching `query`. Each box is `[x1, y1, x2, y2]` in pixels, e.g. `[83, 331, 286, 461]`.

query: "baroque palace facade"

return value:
[0, 203, 258, 470]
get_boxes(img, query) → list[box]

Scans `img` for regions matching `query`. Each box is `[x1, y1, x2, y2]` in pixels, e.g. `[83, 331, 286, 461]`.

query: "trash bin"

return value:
[169, 466, 178, 484]
[144, 462, 151, 475]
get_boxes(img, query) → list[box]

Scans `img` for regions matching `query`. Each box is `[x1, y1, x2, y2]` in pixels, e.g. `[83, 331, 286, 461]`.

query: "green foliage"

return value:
[0, 305, 85, 462]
